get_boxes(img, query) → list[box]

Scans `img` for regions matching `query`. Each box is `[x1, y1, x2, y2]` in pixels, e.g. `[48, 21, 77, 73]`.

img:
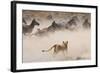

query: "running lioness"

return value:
[42, 41, 68, 56]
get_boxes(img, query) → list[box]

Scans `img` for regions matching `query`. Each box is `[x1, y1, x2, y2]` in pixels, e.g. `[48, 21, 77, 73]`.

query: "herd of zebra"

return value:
[22, 16, 90, 36]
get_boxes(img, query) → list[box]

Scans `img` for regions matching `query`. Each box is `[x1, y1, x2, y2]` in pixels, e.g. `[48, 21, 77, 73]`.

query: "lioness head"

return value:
[63, 41, 68, 47]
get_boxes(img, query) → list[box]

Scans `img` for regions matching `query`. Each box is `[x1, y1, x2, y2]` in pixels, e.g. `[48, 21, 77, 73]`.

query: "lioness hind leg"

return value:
[53, 47, 58, 57]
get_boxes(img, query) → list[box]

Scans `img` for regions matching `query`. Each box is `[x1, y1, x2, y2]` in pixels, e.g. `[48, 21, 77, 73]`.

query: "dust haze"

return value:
[22, 10, 91, 63]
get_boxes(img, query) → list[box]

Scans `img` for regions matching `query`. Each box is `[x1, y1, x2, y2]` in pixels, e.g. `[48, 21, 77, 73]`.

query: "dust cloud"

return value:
[23, 29, 91, 63]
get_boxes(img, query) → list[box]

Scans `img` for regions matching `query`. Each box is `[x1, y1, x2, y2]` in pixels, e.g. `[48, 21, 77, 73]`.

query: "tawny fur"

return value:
[42, 41, 68, 55]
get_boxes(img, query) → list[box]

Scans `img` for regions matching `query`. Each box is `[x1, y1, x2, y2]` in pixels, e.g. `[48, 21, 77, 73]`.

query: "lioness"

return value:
[42, 41, 68, 56]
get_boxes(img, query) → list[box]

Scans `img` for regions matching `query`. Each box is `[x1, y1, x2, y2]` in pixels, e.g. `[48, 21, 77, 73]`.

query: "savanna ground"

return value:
[23, 29, 91, 63]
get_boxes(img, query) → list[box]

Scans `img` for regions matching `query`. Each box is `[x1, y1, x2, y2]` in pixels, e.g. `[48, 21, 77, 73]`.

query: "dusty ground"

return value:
[23, 29, 91, 63]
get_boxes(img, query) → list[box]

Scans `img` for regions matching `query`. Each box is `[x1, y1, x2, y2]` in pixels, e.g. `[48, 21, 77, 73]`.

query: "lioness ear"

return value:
[63, 41, 64, 43]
